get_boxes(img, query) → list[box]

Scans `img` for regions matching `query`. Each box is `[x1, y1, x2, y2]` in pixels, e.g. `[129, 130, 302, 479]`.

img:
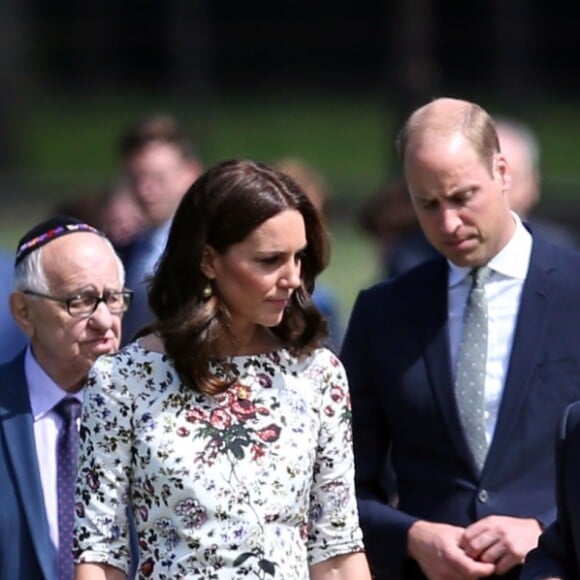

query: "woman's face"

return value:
[202, 209, 307, 338]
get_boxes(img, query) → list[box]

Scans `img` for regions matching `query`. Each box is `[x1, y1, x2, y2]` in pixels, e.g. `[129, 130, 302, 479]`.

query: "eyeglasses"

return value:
[23, 289, 133, 319]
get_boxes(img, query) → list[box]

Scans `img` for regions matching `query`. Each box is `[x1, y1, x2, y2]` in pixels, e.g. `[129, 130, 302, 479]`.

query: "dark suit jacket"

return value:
[0, 353, 138, 579]
[119, 221, 173, 347]
[0, 250, 27, 363]
[340, 233, 580, 579]
[385, 228, 438, 279]
[118, 234, 155, 347]
[521, 401, 580, 579]
[0, 352, 57, 580]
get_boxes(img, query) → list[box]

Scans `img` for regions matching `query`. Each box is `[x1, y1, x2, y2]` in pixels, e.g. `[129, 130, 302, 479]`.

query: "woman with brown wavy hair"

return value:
[73, 159, 371, 579]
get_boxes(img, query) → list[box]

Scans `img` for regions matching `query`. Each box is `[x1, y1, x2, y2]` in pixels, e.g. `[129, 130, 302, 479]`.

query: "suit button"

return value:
[478, 489, 488, 503]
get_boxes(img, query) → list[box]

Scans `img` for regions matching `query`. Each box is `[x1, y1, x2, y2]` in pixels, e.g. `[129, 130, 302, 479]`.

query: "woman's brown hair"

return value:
[148, 159, 330, 395]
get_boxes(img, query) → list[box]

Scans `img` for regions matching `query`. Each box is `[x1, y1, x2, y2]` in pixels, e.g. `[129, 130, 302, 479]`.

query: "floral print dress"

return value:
[73, 342, 364, 579]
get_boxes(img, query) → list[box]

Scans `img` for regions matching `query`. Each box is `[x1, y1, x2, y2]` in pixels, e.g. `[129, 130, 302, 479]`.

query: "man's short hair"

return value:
[118, 114, 197, 160]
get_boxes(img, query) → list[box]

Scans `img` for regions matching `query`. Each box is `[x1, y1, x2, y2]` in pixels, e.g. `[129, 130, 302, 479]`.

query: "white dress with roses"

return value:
[73, 341, 364, 579]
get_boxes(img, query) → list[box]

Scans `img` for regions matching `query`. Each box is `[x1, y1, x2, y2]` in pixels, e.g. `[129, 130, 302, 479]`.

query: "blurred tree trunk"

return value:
[163, 0, 215, 159]
[492, 0, 537, 105]
[0, 0, 26, 176]
[385, 0, 441, 177]
[164, 0, 214, 99]
[71, 0, 121, 88]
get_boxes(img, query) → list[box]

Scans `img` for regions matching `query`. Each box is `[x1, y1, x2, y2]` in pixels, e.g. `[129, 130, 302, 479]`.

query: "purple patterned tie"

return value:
[55, 397, 81, 580]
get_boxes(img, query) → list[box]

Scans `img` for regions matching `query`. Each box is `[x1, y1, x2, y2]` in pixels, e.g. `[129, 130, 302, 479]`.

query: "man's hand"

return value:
[460, 515, 542, 575]
[408, 520, 496, 579]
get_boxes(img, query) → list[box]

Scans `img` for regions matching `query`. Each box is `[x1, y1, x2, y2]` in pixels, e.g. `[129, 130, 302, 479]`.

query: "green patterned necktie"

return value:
[455, 266, 491, 471]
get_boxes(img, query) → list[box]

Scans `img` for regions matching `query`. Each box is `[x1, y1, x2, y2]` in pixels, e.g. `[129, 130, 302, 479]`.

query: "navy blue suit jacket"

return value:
[341, 234, 580, 579]
[0, 352, 57, 580]
[118, 236, 155, 347]
[522, 401, 580, 579]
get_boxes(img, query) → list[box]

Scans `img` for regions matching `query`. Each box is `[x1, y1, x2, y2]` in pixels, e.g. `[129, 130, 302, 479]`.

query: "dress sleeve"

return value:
[73, 352, 134, 574]
[306, 349, 365, 565]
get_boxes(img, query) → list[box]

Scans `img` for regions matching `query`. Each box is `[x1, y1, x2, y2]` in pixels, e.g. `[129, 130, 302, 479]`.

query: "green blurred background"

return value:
[4, 91, 580, 325]
[2, 91, 388, 322]
[2, 2, 580, 324]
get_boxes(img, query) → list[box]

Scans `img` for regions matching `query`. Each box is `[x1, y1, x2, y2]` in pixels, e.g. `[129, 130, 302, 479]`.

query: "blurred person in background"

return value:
[50, 189, 104, 232]
[361, 116, 577, 280]
[0, 216, 128, 580]
[341, 97, 580, 579]
[0, 249, 27, 362]
[99, 181, 146, 249]
[117, 114, 203, 345]
[358, 180, 434, 280]
[50, 181, 147, 252]
[73, 159, 371, 579]
[494, 117, 578, 249]
[274, 156, 343, 349]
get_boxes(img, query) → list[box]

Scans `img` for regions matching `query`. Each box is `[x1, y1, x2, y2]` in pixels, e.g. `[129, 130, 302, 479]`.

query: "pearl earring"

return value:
[202, 283, 213, 299]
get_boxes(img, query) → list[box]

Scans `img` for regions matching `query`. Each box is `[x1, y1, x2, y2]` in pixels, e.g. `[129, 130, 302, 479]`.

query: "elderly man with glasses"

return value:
[0, 216, 131, 580]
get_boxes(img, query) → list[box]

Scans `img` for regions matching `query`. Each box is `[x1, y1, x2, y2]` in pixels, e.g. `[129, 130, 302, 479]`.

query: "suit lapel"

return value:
[562, 405, 580, 573]
[0, 354, 56, 580]
[483, 240, 552, 475]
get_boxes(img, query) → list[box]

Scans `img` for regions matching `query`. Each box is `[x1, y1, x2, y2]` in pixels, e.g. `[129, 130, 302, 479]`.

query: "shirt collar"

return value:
[25, 345, 83, 420]
[448, 212, 532, 288]
[149, 219, 172, 248]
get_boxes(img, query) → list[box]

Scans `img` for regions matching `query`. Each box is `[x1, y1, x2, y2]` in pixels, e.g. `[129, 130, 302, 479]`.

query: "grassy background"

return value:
[16, 91, 389, 198]
[15, 92, 580, 194]
[4, 90, 580, 323]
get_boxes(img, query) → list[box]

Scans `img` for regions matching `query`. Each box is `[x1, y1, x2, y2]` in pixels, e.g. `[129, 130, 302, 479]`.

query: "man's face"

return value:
[405, 133, 515, 267]
[13, 233, 123, 392]
[123, 141, 199, 227]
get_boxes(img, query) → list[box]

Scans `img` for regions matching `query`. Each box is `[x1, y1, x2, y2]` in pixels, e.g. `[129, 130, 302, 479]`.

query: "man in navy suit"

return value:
[341, 97, 580, 579]
[117, 114, 202, 345]
[0, 216, 127, 579]
[521, 401, 580, 579]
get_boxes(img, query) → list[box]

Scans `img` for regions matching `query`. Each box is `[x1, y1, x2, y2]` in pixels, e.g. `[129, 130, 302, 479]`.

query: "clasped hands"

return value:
[407, 515, 542, 580]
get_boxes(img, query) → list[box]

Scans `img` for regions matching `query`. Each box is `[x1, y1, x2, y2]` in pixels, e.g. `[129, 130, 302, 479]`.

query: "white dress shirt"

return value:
[26, 346, 83, 550]
[448, 213, 532, 442]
